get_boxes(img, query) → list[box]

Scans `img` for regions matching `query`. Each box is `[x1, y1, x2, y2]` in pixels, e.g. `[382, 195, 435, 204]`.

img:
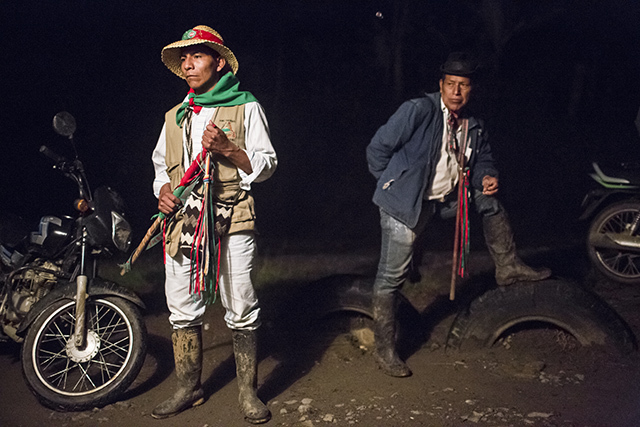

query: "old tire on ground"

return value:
[310, 275, 375, 318]
[446, 279, 636, 353]
[308, 274, 417, 320]
[304, 274, 423, 348]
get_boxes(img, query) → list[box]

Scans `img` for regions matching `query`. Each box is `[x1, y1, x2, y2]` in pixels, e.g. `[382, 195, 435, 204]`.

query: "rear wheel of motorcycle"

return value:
[587, 201, 640, 284]
[21, 296, 147, 411]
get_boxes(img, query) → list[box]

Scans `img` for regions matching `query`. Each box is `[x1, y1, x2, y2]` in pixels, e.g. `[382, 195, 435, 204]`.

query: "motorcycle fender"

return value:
[580, 191, 640, 221]
[15, 277, 146, 337]
[579, 191, 610, 221]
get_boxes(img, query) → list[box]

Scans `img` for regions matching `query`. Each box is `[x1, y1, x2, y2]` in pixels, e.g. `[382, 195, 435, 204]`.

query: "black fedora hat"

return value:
[440, 52, 478, 77]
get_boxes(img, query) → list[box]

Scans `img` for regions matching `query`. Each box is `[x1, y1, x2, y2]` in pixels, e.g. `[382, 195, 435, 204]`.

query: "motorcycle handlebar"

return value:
[39, 145, 68, 164]
[40, 145, 91, 200]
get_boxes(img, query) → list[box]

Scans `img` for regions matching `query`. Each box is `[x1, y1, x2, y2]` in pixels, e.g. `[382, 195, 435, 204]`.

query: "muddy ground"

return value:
[2, 234, 640, 427]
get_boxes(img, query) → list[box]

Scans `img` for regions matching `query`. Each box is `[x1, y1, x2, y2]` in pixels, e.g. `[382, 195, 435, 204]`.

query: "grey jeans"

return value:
[373, 189, 502, 295]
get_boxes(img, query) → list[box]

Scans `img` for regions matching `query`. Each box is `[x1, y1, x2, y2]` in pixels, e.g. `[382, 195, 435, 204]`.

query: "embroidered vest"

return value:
[163, 103, 255, 258]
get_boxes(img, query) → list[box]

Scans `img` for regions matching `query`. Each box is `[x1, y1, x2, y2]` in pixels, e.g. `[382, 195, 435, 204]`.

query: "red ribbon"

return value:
[457, 170, 470, 277]
[187, 89, 203, 114]
[185, 29, 224, 46]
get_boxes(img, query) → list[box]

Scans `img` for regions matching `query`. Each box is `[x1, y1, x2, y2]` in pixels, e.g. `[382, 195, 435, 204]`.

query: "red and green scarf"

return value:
[175, 71, 257, 127]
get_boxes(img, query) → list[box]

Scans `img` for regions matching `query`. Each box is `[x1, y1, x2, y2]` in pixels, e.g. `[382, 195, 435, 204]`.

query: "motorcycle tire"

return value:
[21, 296, 147, 411]
[446, 279, 636, 353]
[588, 201, 640, 284]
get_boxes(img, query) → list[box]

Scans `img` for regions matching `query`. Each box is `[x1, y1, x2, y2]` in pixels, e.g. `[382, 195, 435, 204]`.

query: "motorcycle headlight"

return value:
[111, 211, 132, 252]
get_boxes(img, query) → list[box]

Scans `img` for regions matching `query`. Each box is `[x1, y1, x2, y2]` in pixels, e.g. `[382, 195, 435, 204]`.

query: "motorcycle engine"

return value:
[3, 260, 59, 323]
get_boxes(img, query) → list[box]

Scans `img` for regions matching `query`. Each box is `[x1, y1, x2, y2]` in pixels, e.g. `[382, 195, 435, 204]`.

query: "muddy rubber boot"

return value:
[152, 326, 205, 419]
[232, 329, 271, 424]
[372, 293, 412, 377]
[483, 210, 552, 286]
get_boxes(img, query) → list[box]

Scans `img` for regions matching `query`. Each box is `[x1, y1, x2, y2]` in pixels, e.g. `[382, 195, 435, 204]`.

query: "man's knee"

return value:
[224, 304, 261, 330]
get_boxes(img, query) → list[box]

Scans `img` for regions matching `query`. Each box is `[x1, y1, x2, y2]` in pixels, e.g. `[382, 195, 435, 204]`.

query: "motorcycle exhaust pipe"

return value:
[589, 232, 640, 252]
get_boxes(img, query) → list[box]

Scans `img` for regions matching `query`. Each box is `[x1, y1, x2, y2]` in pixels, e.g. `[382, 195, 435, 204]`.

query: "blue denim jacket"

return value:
[366, 92, 498, 228]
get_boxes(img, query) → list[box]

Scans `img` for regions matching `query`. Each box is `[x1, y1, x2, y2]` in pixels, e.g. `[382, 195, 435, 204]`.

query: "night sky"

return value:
[2, 1, 640, 250]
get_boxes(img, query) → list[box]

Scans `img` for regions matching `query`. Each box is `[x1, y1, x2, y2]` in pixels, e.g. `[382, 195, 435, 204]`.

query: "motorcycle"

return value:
[580, 161, 640, 284]
[0, 112, 147, 411]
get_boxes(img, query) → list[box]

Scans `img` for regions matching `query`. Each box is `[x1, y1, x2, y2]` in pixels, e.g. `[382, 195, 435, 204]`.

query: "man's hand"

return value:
[482, 175, 499, 196]
[202, 121, 253, 174]
[202, 121, 236, 155]
[158, 183, 181, 215]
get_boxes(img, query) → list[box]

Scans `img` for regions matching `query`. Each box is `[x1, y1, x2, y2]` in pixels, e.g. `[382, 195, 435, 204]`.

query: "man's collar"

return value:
[440, 98, 457, 119]
[440, 97, 448, 113]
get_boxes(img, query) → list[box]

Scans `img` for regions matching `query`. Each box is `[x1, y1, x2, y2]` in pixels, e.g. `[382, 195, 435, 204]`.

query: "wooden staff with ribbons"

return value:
[120, 150, 206, 276]
[449, 118, 470, 300]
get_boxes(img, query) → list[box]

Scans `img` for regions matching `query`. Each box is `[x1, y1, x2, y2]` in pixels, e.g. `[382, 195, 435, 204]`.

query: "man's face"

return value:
[180, 45, 225, 94]
[439, 74, 472, 113]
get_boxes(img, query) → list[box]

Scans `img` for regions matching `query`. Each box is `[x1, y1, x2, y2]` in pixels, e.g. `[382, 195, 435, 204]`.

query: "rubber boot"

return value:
[483, 210, 552, 286]
[152, 326, 205, 419]
[232, 329, 271, 424]
[372, 292, 412, 377]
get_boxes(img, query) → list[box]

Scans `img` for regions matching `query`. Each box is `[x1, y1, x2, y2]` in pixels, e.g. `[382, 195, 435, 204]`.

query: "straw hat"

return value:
[161, 25, 239, 77]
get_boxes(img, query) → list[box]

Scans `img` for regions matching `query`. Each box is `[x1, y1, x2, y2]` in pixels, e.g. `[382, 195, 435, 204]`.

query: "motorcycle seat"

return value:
[592, 162, 640, 186]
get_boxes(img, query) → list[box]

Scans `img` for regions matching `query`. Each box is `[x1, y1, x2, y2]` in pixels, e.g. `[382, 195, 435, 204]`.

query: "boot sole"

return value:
[373, 353, 412, 377]
[244, 411, 272, 424]
[151, 397, 205, 419]
[496, 270, 552, 286]
[378, 365, 412, 377]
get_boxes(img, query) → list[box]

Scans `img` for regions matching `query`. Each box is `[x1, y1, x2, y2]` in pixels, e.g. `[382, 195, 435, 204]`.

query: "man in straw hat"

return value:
[366, 52, 551, 378]
[151, 25, 277, 423]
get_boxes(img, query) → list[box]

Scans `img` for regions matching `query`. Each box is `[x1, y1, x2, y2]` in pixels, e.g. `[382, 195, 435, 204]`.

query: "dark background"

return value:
[2, 0, 640, 250]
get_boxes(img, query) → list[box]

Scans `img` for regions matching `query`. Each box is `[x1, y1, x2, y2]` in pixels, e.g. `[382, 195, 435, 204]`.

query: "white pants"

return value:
[164, 231, 261, 330]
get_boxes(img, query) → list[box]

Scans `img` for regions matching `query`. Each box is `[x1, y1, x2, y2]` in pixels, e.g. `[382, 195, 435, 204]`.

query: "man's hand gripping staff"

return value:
[120, 149, 209, 276]
[121, 117, 234, 276]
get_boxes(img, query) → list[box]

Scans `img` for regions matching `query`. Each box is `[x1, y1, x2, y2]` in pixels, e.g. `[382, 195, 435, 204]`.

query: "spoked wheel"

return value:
[588, 202, 640, 284]
[21, 296, 147, 411]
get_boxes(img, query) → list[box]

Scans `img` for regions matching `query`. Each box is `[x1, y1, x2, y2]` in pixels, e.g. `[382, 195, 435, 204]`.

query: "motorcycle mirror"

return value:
[52, 111, 77, 138]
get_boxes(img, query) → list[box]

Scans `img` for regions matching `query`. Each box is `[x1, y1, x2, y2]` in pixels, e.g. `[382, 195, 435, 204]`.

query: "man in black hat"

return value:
[366, 52, 551, 378]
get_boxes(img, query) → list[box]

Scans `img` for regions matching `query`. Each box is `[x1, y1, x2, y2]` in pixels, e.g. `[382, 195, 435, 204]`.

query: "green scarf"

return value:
[175, 72, 258, 127]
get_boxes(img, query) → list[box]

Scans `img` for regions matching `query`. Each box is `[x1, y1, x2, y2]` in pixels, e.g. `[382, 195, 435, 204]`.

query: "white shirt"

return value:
[152, 100, 277, 198]
[426, 99, 471, 201]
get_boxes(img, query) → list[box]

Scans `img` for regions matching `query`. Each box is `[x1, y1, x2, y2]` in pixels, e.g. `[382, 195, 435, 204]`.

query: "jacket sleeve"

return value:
[239, 102, 277, 186]
[151, 123, 170, 199]
[366, 100, 428, 180]
[470, 125, 499, 189]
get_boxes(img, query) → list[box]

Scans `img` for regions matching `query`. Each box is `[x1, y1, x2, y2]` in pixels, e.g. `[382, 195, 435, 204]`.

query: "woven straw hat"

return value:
[161, 25, 239, 77]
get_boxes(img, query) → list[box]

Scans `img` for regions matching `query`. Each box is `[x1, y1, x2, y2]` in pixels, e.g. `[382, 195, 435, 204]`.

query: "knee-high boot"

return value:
[483, 210, 552, 286]
[372, 292, 412, 377]
[152, 326, 205, 419]
[232, 329, 271, 424]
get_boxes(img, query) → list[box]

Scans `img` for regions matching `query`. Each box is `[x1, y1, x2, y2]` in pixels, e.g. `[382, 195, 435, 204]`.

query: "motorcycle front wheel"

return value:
[21, 296, 147, 411]
[588, 201, 640, 284]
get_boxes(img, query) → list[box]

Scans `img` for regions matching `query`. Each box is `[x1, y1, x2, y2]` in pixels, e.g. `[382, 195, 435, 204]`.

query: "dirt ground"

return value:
[2, 236, 640, 427]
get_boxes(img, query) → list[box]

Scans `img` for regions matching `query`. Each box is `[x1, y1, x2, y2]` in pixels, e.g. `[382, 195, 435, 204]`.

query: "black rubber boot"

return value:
[483, 210, 552, 286]
[152, 326, 205, 419]
[232, 329, 271, 424]
[372, 292, 412, 377]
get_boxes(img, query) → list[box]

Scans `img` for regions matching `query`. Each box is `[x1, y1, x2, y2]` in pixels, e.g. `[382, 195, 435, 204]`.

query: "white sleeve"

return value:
[151, 123, 170, 198]
[238, 102, 277, 188]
